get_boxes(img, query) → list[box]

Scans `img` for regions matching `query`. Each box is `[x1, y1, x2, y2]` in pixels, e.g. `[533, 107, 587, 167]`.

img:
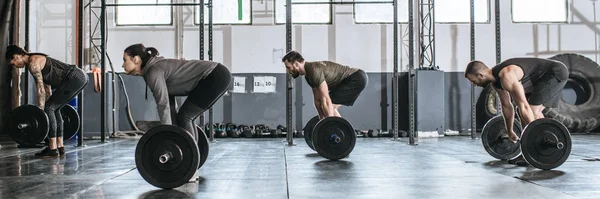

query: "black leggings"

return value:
[44, 67, 88, 138]
[175, 64, 232, 140]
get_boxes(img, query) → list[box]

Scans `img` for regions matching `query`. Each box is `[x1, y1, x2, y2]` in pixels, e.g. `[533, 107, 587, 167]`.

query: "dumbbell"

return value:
[303, 115, 356, 160]
[254, 124, 270, 138]
[253, 125, 263, 138]
[266, 125, 281, 138]
[136, 124, 210, 189]
[354, 130, 363, 137]
[257, 125, 278, 138]
[482, 115, 572, 170]
[367, 129, 379, 137]
[226, 123, 241, 138]
[213, 123, 227, 138]
[277, 125, 286, 132]
[260, 125, 273, 137]
[9, 104, 80, 147]
[270, 125, 285, 138]
[238, 125, 254, 138]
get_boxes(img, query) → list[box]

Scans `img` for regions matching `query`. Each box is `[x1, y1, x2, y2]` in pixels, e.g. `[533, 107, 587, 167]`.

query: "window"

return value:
[274, 0, 332, 24]
[435, 0, 490, 23]
[512, 0, 569, 23]
[194, 0, 252, 25]
[115, 0, 173, 26]
[354, 0, 410, 24]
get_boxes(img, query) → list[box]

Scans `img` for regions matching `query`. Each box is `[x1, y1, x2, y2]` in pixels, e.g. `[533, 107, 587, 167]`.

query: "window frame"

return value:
[510, 0, 571, 24]
[273, 0, 333, 25]
[352, 0, 410, 25]
[193, 0, 254, 26]
[114, 0, 175, 26]
[434, 0, 491, 24]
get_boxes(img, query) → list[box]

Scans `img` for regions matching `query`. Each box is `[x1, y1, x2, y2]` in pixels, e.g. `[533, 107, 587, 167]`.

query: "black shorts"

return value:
[527, 74, 567, 108]
[329, 70, 368, 106]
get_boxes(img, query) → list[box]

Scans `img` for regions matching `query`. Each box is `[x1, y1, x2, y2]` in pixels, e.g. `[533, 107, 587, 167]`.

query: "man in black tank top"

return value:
[6, 45, 88, 158]
[465, 58, 568, 165]
[464, 58, 568, 142]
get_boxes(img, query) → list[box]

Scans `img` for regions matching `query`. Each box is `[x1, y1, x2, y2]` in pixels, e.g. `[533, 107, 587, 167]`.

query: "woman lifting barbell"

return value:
[121, 43, 232, 143]
[6, 44, 89, 157]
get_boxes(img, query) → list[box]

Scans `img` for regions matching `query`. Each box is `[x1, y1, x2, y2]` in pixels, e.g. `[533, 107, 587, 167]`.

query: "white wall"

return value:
[25, 0, 600, 74]
[28, 0, 75, 63]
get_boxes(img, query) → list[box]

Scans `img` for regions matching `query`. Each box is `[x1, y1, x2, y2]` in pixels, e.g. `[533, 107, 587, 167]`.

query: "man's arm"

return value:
[146, 70, 172, 125]
[28, 56, 47, 109]
[500, 66, 535, 126]
[495, 87, 516, 134]
[11, 68, 21, 110]
[313, 87, 325, 119]
[313, 81, 334, 119]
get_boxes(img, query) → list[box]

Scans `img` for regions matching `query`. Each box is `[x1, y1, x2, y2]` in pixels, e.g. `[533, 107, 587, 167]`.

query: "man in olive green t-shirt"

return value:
[282, 51, 368, 119]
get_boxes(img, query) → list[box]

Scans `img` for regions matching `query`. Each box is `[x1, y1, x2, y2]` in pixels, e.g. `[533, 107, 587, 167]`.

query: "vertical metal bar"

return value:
[470, 0, 476, 139]
[208, 0, 215, 142]
[175, 0, 183, 59]
[400, 24, 403, 72]
[594, 1, 598, 62]
[10, 0, 19, 106]
[408, 0, 417, 145]
[431, 0, 435, 69]
[495, 0, 501, 64]
[380, 25, 388, 135]
[88, 0, 92, 77]
[286, 0, 294, 146]
[199, 0, 205, 126]
[77, 0, 85, 146]
[100, 0, 106, 143]
[9, 0, 16, 44]
[294, 26, 304, 134]
[24, 0, 30, 104]
[414, 0, 421, 70]
[494, 0, 501, 114]
[392, 0, 399, 141]
[111, 62, 116, 136]
[110, 1, 117, 137]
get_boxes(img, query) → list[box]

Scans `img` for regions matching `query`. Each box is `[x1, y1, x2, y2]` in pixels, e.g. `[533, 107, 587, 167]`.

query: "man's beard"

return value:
[291, 72, 299, 79]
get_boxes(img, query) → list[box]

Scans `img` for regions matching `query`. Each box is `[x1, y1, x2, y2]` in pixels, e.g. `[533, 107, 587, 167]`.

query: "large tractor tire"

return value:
[545, 53, 600, 133]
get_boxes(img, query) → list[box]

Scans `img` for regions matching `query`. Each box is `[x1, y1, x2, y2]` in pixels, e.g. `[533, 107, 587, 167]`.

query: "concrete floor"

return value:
[0, 134, 599, 198]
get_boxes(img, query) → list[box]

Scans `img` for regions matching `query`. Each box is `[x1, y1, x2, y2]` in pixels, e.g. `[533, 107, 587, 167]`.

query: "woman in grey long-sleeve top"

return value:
[121, 43, 232, 143]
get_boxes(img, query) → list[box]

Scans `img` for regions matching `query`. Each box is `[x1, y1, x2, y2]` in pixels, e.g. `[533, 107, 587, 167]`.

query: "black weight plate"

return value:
[521, 118, 572, 170]
[312, 117, 356, 160]
[304, 116, 320, 151]
[9, 105, 49, 145]
[61, 105, 80, 140]
[135, 125, 200, 189]
[481, 115, 522, 160]
[196, 125, 210, 169]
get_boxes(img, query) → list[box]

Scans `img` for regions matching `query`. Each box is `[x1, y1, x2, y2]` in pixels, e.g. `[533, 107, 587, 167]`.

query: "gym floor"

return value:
[0, 135, 599, 199]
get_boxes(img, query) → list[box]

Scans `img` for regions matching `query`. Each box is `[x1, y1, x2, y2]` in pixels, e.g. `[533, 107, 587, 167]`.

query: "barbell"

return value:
[303, 116, 356, 160]
[9, 104, 80, 146]
[136, 124, 210, 189]
[482, 115, 572, 170]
